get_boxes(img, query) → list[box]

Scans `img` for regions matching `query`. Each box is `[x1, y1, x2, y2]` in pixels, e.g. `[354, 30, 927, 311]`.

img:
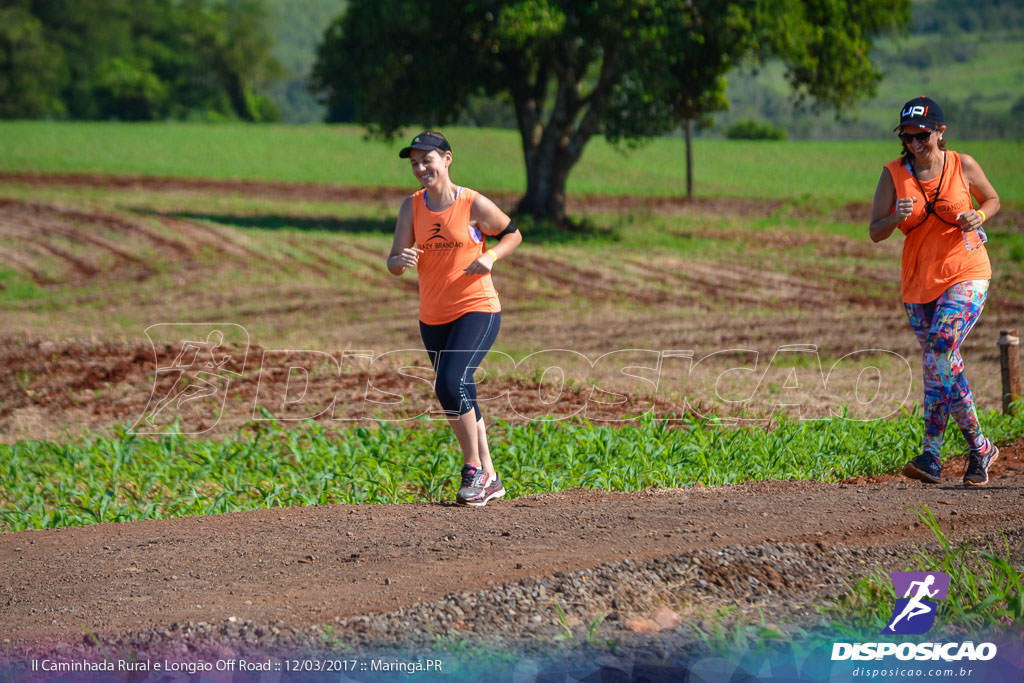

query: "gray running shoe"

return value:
[902, 454, 941, 484]
[456, 465, 505, 507]
[457, 464, 482, 503]
[963, 440, 999, 487]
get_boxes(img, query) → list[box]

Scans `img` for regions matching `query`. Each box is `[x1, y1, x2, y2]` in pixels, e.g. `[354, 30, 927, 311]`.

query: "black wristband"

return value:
[496, 221, 518, 238]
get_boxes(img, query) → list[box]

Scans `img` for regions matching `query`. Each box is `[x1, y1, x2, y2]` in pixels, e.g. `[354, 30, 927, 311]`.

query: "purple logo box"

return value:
[890, 571, 950, 600]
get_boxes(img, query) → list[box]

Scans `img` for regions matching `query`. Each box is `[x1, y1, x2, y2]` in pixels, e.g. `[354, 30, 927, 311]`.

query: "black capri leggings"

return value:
[419, 311, 501, 420]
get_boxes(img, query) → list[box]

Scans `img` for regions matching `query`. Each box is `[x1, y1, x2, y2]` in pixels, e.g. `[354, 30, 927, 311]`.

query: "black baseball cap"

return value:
[398, 132, 452, 158]
[893, 96, 944, 131]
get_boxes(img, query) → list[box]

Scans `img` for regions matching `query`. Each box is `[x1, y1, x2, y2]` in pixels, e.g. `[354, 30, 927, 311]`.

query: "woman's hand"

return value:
[390, 247, 423, 270]
[956, 210, 984, 233]
[463, 251, 495, 276]
[894, 196, 916, 221]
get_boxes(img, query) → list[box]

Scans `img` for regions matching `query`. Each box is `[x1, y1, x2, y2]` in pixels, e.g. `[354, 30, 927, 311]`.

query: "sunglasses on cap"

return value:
[898, 129, 934, 144]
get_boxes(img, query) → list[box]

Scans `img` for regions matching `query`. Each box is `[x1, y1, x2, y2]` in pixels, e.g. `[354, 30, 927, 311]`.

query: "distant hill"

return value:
[696, 0, 1024, 140]
[261, 0, 346, 123]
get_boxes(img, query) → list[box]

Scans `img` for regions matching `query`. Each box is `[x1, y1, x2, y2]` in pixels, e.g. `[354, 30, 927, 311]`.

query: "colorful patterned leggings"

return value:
[904, 280, 989, 460]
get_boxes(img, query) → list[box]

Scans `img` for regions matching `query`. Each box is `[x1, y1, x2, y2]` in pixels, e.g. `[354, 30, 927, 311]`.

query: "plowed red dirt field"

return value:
[1, 173, 1022, 664]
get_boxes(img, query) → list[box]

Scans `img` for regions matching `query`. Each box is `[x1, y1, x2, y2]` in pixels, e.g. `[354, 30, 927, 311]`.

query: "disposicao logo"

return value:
[831, 571, 998, 662]
[884, 571, 948, 635]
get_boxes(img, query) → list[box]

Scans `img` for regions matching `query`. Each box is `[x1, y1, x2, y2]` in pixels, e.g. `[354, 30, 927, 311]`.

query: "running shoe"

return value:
[456, 463, 482, 503]
[963, 440, 999, 487]
[902, 454, 942, 484]
[456, 464, 505, 507]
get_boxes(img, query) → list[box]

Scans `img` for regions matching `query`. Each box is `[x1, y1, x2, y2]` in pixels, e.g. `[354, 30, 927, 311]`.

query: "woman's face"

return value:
[409, 148, 451, 187]
[900, 124, 945, 156]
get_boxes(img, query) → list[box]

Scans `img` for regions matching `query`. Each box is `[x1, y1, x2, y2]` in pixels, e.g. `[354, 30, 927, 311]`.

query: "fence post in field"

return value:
[684, 118, 694, 198]
[998, 329, 1021, 415]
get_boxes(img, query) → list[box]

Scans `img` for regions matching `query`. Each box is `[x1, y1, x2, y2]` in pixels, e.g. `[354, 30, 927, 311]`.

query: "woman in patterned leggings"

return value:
[869, 96, 1001, 486]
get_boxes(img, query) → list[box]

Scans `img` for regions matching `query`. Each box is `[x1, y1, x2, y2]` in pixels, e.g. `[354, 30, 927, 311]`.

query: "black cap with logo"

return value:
[398, 132, 452, 158]
[893, 96, 944, 131]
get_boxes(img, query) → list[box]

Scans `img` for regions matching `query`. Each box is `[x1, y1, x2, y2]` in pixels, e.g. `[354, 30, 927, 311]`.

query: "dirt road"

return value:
[2, 444, 1022, 658]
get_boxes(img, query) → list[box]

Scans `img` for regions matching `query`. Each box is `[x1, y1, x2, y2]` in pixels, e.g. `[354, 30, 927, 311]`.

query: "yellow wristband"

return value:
[486, 249, 498, 260]
[976, 209, 987, 223]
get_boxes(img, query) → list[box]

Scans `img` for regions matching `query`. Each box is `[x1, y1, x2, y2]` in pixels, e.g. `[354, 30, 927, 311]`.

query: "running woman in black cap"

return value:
[869, 97, 1001, 486]
[387, 131, 522, 506]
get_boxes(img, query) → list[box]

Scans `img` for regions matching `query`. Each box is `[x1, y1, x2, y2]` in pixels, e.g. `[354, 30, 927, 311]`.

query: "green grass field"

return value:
[2, 121, 1023, 533]
[1, 121, 1021, 204]
[4, 409, 1024, 532]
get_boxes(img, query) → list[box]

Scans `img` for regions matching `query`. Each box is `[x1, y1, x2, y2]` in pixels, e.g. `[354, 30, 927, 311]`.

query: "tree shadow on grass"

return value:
[135, 209, 394, 234]
[516, 216, 621, 245]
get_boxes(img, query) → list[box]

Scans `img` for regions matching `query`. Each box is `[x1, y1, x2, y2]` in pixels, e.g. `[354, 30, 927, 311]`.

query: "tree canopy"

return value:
[0, 0, 283, 121]
[312, 0, 910, 225]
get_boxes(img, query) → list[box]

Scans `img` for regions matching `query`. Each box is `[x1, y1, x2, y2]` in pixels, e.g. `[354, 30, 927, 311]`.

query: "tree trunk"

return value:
[515, 143, 573, 227]
[222, 67, 256, 122]
[508, 36, 619, 229]
[511, 83, 604, 228]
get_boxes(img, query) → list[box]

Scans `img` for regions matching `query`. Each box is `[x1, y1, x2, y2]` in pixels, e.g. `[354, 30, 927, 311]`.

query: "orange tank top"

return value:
[412, 187, 501, 324]
[885, 151, 991, 303]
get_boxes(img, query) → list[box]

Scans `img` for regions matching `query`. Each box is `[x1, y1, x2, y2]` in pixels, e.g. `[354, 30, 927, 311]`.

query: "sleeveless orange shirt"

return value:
[885, 151, 991, 303]
[412, 187, 501, 324]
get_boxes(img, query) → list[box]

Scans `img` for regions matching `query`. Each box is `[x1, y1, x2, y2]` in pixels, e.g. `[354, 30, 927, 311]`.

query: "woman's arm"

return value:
[464, 193, 522, 275]
[869, 167, 914, 243]
[387, 197, 422, 275]
[960, 153, 1000, 232]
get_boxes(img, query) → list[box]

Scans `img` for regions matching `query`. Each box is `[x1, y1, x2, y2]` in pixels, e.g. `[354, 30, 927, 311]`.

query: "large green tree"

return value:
[0, 6, 66, 118]
[0, 0, 282, 121]
[312, 0, 909, 225]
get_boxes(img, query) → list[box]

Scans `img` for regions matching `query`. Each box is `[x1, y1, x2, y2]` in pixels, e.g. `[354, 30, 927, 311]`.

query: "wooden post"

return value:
[685, 118, 694, 199]
[998, 329, 1021, 415]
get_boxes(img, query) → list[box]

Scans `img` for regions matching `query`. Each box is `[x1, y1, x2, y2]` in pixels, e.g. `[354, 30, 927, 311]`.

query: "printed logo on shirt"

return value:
[421, 222, 464, 251]
[424, 223, 445, 242]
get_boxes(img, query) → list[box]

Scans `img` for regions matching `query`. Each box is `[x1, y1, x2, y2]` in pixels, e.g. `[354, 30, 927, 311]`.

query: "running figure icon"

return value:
[883, 571, 949, 635]
[888, 575, 938, 631]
